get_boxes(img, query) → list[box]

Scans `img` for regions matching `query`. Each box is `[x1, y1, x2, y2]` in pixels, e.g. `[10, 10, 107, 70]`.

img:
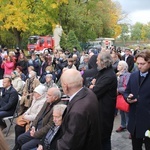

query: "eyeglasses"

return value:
[137, 63, 147, 66]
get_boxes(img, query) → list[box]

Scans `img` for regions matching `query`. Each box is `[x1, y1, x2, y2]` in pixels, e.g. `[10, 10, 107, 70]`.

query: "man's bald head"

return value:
[61, 69, 83, 95]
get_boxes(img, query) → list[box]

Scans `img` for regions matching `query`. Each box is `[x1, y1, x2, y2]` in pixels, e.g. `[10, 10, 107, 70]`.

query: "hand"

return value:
[30, 126, 35, 137]
[37, 145, 43, 150]
[127, 94, 137, 104]
[91, 79, 96, 85]
[89, 84, 95, 89]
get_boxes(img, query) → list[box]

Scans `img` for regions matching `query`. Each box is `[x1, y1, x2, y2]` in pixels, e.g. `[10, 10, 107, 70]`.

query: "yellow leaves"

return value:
[51, 3, 58, 9]
[113, 25, 122, 38]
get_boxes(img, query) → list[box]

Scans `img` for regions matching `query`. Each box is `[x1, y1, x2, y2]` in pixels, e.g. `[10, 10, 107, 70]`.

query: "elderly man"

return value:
[17, 87, 63, 150]
[57, 69, 101, 150]
[30, 104, 67, 150]
[124, 50, 150, 150]
[89, 51, 117, 150]
[0, 77, 18, 130]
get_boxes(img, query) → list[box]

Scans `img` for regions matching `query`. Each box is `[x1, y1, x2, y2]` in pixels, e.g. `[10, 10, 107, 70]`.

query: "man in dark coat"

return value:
[124, 50, 150, 150]
[0, 77, 18, 130]
[89, 51, 117, 150]
[121, 49, 134, 72]
[17, 87, 63, 150]
[57, 69, 101, 150]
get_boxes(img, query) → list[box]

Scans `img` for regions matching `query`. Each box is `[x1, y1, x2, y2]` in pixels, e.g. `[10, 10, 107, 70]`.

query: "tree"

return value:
[141, 23, 150, 41]
[60, 32, 68, 50]
[0, 0, 67, 48]
[65, 30, 81, 51]
[131, 22, 143, 41]
[58, 0, 121, 43]
[119, 24, 130, 46]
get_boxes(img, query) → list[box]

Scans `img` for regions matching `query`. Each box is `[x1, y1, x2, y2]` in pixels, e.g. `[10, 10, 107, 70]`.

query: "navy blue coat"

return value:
[0, 85, 18, 113]
[124, 70, 150, 138]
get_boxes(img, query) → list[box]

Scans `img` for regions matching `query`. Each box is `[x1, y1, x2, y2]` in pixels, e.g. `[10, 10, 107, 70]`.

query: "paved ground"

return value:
[3, 114, 132, 150]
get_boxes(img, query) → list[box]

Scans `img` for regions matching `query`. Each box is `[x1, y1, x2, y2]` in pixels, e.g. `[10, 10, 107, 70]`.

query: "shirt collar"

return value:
[140, 71, 148, 77]
[69, 87, 83, 102]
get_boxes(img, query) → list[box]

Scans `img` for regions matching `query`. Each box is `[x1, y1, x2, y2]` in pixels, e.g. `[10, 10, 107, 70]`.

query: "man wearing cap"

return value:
[121, 48, 134, 72]
[17, 87, 64, 150]
[12, 84, 47, 150]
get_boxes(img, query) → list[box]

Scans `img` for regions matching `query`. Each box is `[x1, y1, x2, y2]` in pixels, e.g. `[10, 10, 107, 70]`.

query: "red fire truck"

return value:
[27, 35, 54, 54]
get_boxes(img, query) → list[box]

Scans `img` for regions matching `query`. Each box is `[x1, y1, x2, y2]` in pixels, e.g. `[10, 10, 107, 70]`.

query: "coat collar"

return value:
[66, 87, 87, 113]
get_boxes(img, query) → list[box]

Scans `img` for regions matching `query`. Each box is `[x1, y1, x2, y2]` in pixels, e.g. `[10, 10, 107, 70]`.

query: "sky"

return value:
[115, 0, 150, 24]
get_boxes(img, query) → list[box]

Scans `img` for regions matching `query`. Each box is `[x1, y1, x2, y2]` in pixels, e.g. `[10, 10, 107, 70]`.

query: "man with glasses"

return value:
[124, 50, 150, 150]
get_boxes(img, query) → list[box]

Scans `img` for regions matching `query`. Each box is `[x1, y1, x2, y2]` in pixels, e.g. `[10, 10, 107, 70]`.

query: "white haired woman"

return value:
[116, 60, 131, 133]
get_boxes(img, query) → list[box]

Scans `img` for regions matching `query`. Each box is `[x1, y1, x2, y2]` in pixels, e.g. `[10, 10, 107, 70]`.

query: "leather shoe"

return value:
[116, 126, 126, 132]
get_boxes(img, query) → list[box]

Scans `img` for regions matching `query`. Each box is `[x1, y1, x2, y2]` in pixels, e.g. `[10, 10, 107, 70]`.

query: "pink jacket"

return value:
[1, 61, 15, 76]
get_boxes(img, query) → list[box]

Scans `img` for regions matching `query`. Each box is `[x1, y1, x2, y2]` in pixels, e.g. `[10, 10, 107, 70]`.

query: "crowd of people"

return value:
[0, 46, 149, 150]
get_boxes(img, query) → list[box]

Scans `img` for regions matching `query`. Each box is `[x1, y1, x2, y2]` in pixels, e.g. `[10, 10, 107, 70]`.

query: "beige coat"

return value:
[12, 77, 24, 95]
[20, 77, 40, 108]
[23, 94, 47, 121]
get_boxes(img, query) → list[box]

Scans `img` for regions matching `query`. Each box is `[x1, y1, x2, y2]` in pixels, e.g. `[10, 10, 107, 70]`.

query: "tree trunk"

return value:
[13, 28, 22, 48]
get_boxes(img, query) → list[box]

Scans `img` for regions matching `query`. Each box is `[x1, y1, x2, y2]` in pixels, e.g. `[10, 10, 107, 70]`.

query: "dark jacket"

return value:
[82, 55, 98, 87]
[32, 100, 62, 139]
[39, 61, 48, 76]
[0, 56, 4, 79]
[0, 85, 18, 112]
[92, 67, 117, 139]
[124, 70, 150, 138]
[41, 125, 62, 150]
[17, 60, 28, 75]
[57, 87, 101, 150]
[121, 55, 134, 72]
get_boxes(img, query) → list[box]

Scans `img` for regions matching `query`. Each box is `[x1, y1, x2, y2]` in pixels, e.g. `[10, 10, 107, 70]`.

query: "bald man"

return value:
[57, 69, 101, 150]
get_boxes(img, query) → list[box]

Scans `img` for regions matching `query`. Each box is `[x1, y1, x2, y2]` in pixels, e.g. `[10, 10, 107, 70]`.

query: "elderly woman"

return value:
[31, 104, 67, 150]
[116, 61, 131, 132]
[12, 84, 47, 150]
[43, 74, 58, 91]
[19, 71, 40, 115]
[11, 70, 24, 95]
